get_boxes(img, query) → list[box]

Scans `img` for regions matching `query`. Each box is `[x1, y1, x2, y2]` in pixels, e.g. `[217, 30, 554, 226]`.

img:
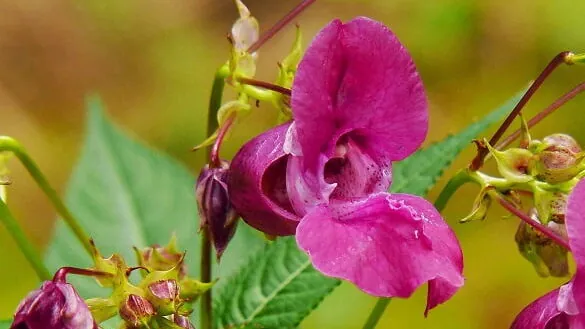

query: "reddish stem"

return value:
[238, 77, 292, 96]
[496, 195, 570, 250]
[53, 267, 112, 283]
[247, 0, 316, 53]
[496, 81, 585, 150]
[210, 112, 237, 167]
[470, 51, 574, 170]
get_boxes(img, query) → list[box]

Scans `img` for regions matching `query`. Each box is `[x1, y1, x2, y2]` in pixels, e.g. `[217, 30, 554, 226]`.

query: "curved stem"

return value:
[200, 66, 229, 329]
[361, 298, 391, 329]
[0, 136, 93, 255]
[470, 51, 574, 171]
[237, 77, 291, 96]
[247, 0, 316, 53]
[53, 266, 112, 283]
[434, 170, 475, 212]
[210, 113, 237, 167]
[496, 81, 585, 150]
[0, 198, 51, 280]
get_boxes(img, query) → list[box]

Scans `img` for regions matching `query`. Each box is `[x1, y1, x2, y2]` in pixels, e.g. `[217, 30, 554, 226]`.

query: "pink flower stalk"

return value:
[511, 178, 585, 328]
[229, 17, 464, 313]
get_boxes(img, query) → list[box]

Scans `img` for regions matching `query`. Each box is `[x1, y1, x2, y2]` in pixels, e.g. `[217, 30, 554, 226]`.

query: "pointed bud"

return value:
[173, 315, 196, 329]
[135, 236, 186, 279]
[11, 280, 98, 329]
[119, 294, 155, 328]
[85, 298, 118, 323]
[179, 278, 215, 302]
[515, 209, 569, 277]
[532, 134, 584, 184]
[460, 186, 492, 223]
[89, 239, 125, 287]
[196, 161, 239, 260]
[485, 140, 534, 183]
[146, 280, 179, 316]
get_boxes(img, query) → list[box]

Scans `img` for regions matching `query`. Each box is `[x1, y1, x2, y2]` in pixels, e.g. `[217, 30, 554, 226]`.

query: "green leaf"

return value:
[212, 90, 525, 329]
[0, 320, 10, 329]
[43, 97, 264, 311]
[213, 238, 340, 329]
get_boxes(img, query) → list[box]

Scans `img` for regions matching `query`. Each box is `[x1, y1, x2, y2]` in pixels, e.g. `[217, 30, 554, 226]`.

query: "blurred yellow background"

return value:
[0, 0, 583, 328]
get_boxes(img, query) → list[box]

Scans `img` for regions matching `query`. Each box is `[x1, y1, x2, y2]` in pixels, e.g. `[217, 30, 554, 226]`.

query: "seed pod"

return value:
[515, 209, 569, 277]
[533, 133, 584, 184]
[196, 161, 239, 261]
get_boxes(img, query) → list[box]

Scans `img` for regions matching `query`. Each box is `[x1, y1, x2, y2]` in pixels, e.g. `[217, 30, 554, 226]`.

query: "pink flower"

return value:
[229, 17, 464, 313]
[511, 178, 585, 328]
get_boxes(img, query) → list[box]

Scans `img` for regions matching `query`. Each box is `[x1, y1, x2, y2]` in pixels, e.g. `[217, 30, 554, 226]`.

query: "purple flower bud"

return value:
[119, 294, 155, 328]
[11, 281, 98, 329]
[196, 161, 239, 260]
[173, 315, 196, 329]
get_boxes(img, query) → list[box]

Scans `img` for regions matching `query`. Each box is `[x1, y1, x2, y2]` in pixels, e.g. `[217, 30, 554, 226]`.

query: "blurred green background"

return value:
[0, 0, 583, 328]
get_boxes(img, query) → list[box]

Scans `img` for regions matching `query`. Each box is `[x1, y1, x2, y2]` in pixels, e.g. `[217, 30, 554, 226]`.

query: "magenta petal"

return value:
[228, 123, 300, 236]
[291, 17, 428, 169]
[296, 193, 463, 312]
[286, 136, 393, 215]
[566, 179, 585, 308]
[511, 288, 568, 329]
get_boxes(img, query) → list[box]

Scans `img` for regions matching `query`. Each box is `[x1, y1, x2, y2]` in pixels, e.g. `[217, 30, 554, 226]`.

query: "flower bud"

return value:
[515, 209, 569, 277]
[196, 162, 239, 260]
[532, 133, 584, 184]
[135, 236, 186, 279]
[179, 277, 214, 302]
[485, 140, 534, 183]
[173, 315, 196, 329]
[146, 280, 179, 316]
[119, 294, 155, 328]
[11, 280, 98, 329]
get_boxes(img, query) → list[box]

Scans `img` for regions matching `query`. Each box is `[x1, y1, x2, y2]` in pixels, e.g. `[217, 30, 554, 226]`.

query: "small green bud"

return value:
[134, 236, 186, 279]
[179, 277, 215, 302]
[460, 186, 492, 223]
[533, 188, 567, 225]
[515, 209, 569, 278]
[485, 140, 534, 183]
[85, 297, 118, 323]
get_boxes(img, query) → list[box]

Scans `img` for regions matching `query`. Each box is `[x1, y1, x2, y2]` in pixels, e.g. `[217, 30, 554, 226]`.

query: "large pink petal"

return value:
[295, 193, 463, 313]
[291, 17, 428, 169]
[228, 123, 300, 236]
[510, 288, 567, 329]
[566, 179, 585, 309]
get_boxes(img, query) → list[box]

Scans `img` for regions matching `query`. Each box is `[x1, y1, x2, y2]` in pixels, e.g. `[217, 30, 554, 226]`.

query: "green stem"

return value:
[0, 136, 93, 256]
[434, 170, 474, 212]
[361, 298, 391, 329]
[0, 198, 51, 280]
[200, 65, 229, 329]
